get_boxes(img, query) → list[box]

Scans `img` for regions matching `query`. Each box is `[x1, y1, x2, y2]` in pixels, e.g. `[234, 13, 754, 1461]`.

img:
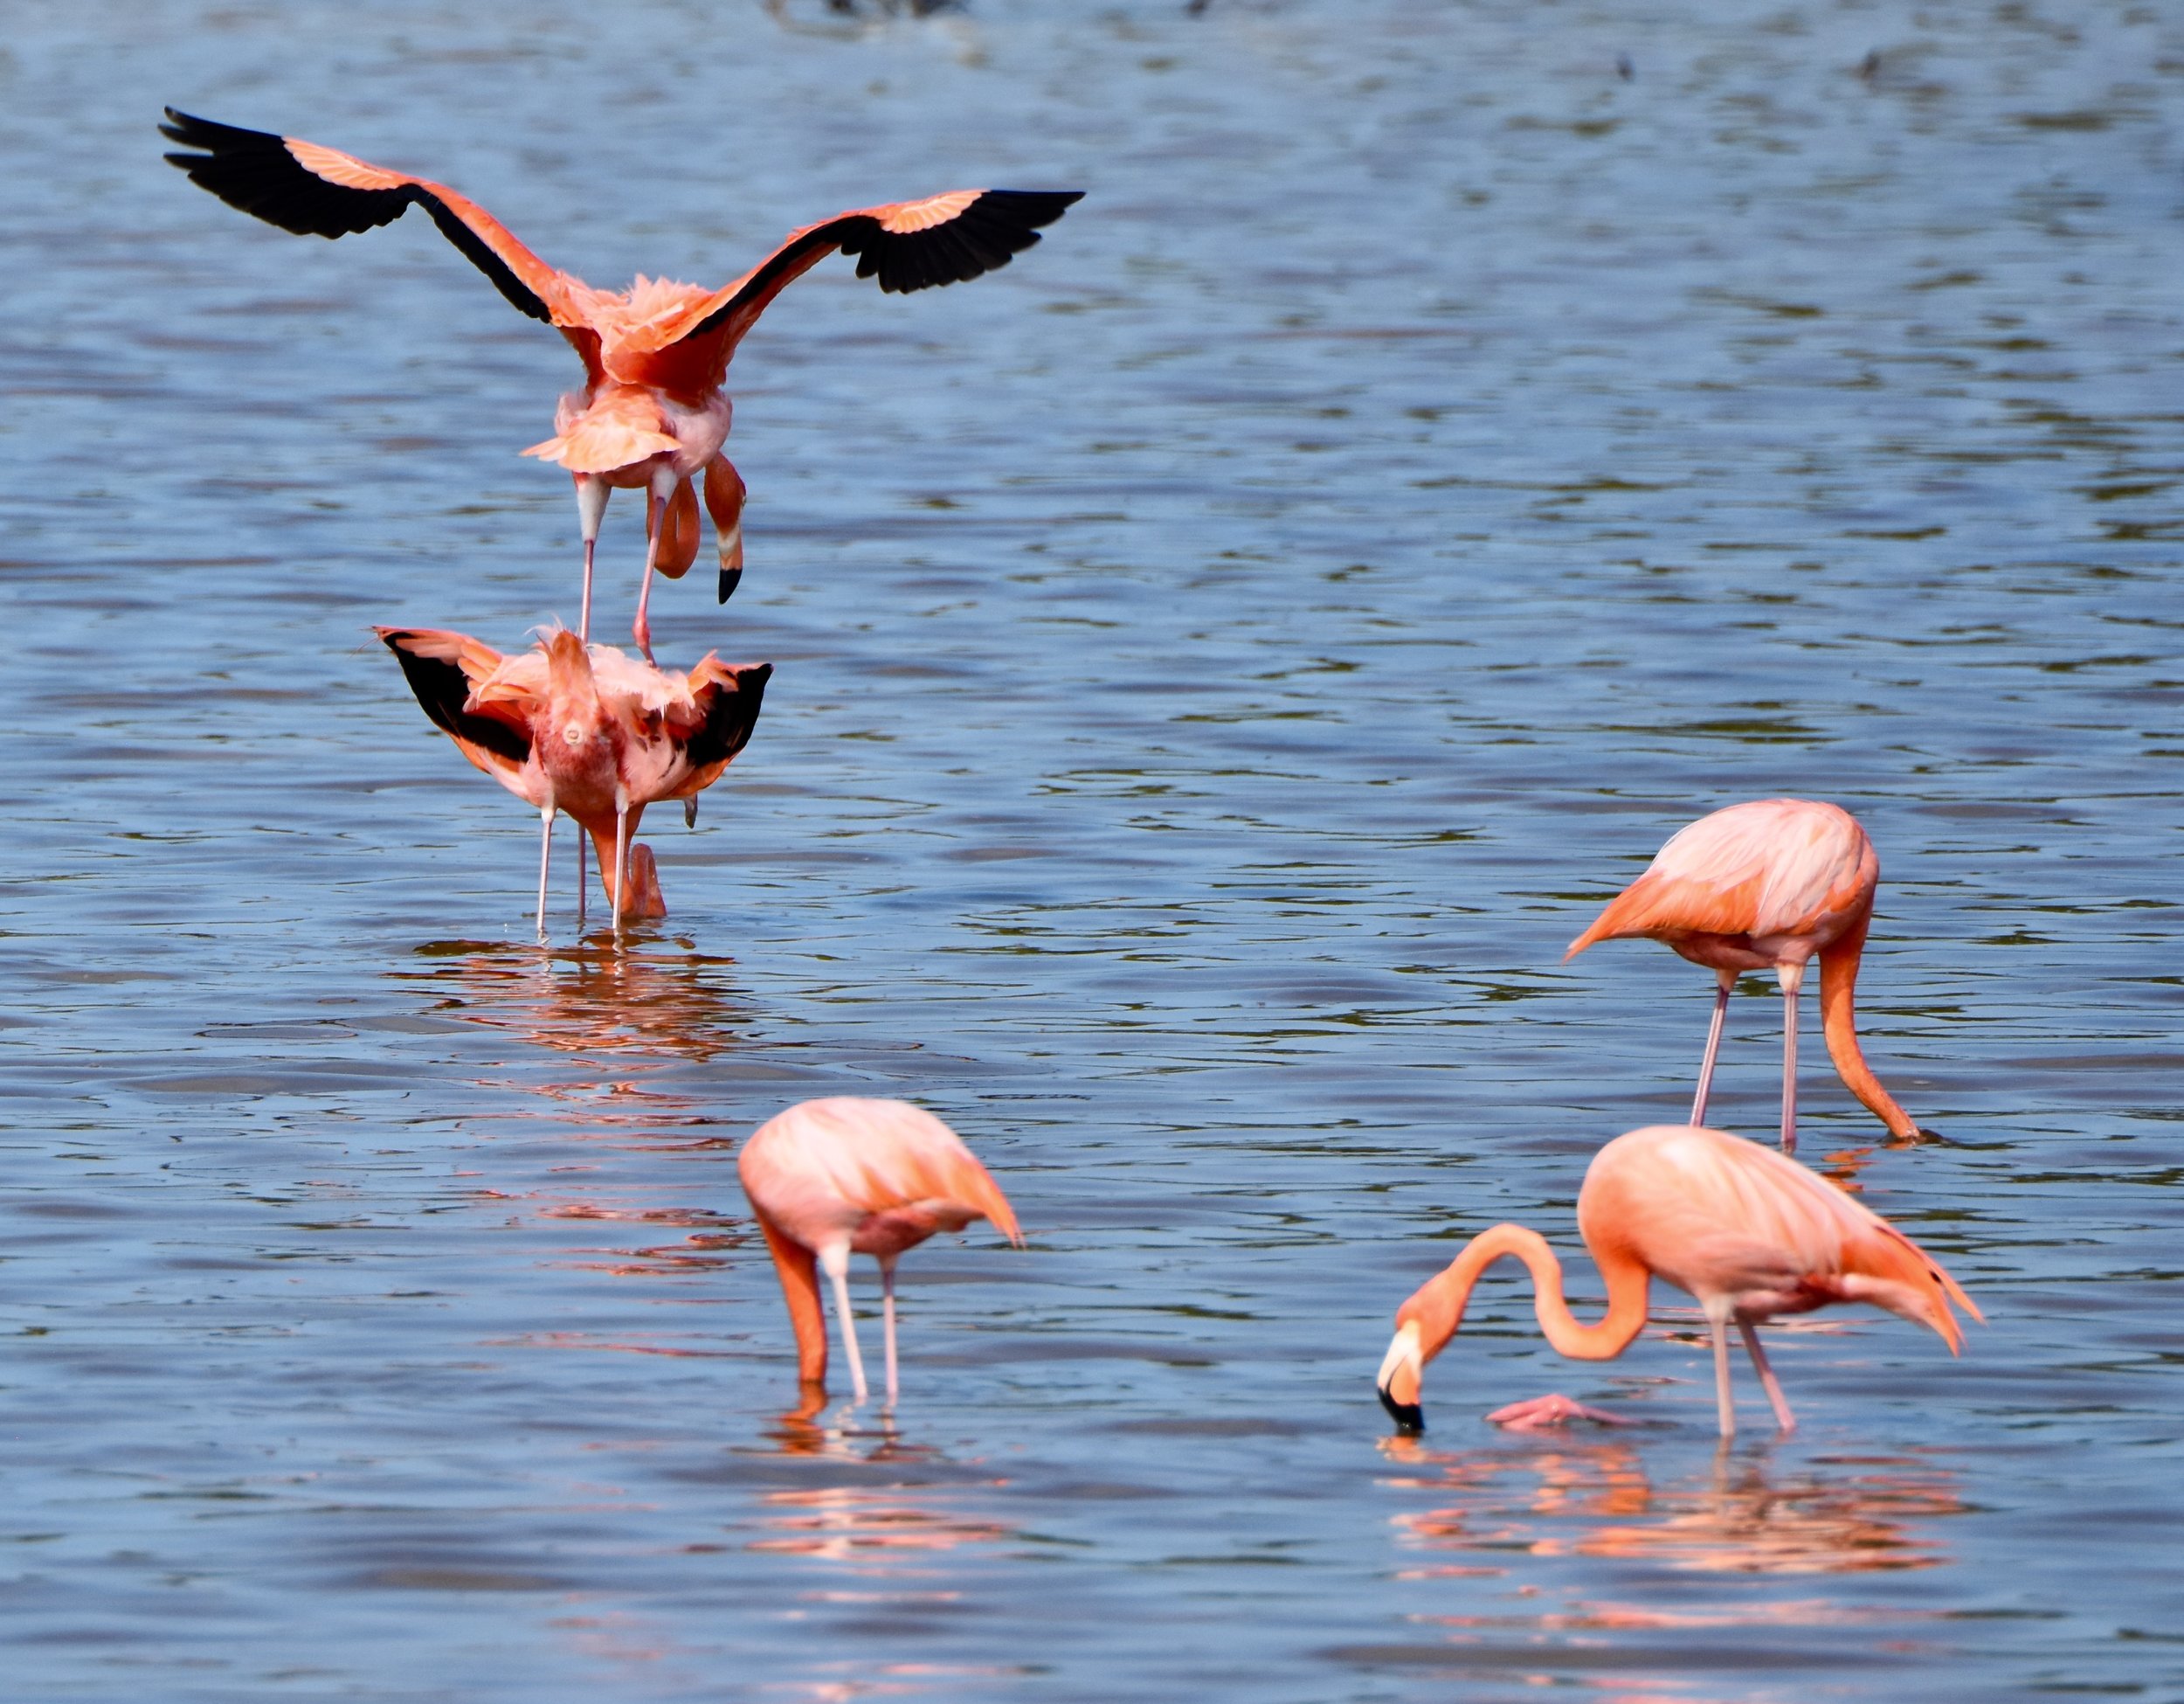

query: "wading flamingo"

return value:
[162, 110, 1082, 656]
[739, 1098, 1022, 1407]
[378, 626, 770, 937]
[1375, 1123, 1979, 1439]
[1565, 798, 1934, 1153]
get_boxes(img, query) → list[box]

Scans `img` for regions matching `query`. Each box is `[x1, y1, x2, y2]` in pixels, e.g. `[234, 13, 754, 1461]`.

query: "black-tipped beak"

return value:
[717, 567, 743, 604]
[1913, 1125, 1959, 1146]
[1378, 1385, 1425, 1433]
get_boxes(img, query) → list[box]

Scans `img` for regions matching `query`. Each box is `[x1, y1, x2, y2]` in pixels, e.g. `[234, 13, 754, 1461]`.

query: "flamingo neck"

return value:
[1817, 915, 1918, 1139]
[754, 1211, 829, 1390]
[1403, 1223, 1649, 1367]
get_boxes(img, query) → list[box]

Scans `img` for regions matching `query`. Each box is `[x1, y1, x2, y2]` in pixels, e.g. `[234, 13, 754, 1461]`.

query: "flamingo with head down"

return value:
[1565, 798, 1936, 1154]
[1375, 1123, 1980, 1440]
[739, 1097, 1022, 1409]
[162, 110, 1082, 657]
[378, 625, 771, 938]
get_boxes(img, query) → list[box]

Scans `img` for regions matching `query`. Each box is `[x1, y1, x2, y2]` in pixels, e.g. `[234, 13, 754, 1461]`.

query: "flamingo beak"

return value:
[717, 567, 743, 604]
[1376, 1324, 1425, 1433]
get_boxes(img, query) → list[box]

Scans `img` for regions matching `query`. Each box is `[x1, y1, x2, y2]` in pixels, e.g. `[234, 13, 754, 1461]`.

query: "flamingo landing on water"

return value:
[162, 110, 1082, 657]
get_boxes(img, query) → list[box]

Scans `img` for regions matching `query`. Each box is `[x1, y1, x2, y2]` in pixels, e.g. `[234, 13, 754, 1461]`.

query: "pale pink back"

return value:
[737, 1097, 1022, 1256]
[1567, 798, 1876, 954]
[1579, 1124, 1976, 1347]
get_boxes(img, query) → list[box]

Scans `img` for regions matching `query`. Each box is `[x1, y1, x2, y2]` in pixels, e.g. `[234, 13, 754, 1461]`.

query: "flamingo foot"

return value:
[1487, 1393, 1634, 1431]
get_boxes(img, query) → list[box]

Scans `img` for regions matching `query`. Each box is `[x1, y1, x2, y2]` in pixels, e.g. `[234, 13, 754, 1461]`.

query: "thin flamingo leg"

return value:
[1738, 1320, 1796, 1433]
[820, 1246, 870, 1405]
[576, 835, 588, 931]
[1778, 960, 1805, 1155]
[536, 803, 555, 940]
[576, 476, 608, 644]
[1692, 970, 1732, 1126]
[1710, 1313, 1737, 1439]
[612, 789, 630, 941]
[881, 1257, 900, 1408]
[632, 465, 676, 662]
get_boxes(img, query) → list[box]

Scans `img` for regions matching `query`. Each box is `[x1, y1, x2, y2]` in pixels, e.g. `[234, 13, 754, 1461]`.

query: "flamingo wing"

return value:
[664, 189, 1083, 357]
[668, 659, 773, 793]
[377, 627, 532, 776]
[741, 1098, 1022, 1250]
[160, 109, 576, 328]
[1590, 1126, 1978, 1350]
[1566, 799, 1870, 956]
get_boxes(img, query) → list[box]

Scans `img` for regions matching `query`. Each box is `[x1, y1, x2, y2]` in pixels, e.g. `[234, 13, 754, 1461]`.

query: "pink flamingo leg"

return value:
[1710, 1312, 1737, 1439]
[881, 1256, 901, 1407]
[1488, 1393, 1632, 1430]
[576, 836, 588, 930]
[1738, 1319, 1797, 1433]
[612, 789, 630, 941]
[1692, 969, 1733, 1126]
[819, 1244, 870, 1405]
[632, 465, 676, 662]
[536, 804, 554, 940]
[576, 476, 608, 645]
[1778, 960, 1805, 1155]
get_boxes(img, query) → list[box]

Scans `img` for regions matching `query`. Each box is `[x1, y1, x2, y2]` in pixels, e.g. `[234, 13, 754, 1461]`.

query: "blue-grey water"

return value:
[3, 1, 2181, 1697]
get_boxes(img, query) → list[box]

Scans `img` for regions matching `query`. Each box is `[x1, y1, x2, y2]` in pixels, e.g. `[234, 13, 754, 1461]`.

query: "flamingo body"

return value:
[161, 110, 1082, 644]
[1566, 799, 1929, 1149]
[738, 1098, 1021, 1406]
[378, 626, 770, 929]
[1376, 1124, 1979, 1437]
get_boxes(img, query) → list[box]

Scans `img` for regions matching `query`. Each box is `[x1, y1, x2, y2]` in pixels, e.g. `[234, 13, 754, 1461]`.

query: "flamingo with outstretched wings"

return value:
[163, 110, 1082, 655]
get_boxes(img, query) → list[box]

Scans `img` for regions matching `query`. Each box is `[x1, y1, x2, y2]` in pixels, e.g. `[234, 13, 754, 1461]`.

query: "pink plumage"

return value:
[1378, 1123, 1980, 1438]
[377, 625, 771, 932]
[738, 1098, 1021, 1406]
[1565, 798, 1929, 1150]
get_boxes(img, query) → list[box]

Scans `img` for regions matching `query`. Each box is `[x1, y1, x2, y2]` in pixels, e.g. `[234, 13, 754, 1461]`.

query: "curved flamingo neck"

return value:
[1817, 912, 1918, 1139]
[1405, 1223, 1650, 1366]
[754, 1210, 829, 1389]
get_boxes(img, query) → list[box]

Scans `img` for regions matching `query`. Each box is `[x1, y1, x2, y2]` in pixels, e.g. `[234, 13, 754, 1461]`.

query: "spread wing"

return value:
[377, 627, 532, 777]
[160, 109, 576, 329]
[665, 188, 1083, 357]
[668, 659, 774, 793]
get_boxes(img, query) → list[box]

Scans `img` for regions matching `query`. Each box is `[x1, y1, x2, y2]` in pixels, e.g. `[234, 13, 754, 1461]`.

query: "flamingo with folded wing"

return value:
[378, 625, 771, 937]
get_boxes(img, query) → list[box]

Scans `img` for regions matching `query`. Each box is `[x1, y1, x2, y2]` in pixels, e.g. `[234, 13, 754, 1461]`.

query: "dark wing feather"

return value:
[159, 109, 556, 324]
[684, 662, 773, 772]
[844, 190, 1083, 294]
[379, 631, 533, 766]
[684, 189, 1082, 346]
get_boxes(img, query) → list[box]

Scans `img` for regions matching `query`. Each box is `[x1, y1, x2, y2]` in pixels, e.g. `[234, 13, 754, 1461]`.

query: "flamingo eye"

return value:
[563, 723, 585, 746]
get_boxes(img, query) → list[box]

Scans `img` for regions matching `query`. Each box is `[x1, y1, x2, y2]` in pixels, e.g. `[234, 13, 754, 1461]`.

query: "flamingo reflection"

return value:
[392, 938, 752, 1078]
[1379, 1434, 1963, 1577]
[739, 1405, 1017, 1568]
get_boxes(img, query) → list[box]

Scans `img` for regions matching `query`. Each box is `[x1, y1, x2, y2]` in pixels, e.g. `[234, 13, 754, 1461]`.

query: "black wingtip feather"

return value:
[158, 107, 553, 322]
[686, 662, 773, 771]
[380, 631, 531, 765]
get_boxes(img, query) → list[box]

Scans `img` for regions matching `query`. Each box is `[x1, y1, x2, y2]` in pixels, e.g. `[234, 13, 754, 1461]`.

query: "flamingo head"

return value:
[1375, 1320, 1427, 1432]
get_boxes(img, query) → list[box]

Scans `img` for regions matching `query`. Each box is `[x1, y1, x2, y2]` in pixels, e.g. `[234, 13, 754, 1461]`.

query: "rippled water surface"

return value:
[4, 1, 2183, 1697]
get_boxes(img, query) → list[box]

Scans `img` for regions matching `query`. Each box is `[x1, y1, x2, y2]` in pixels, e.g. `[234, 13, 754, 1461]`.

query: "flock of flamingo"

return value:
[162, 113, 1978, 1439]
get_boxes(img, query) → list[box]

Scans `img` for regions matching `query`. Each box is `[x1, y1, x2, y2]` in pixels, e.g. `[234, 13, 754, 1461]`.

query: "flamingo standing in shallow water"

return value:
[1375, 1123, 1980, 1439]
[378, 626, 770, 936]
[162, 110, 1082, 657]
[1565, 798, 1934, 1153]
[739, 1098, 1022, 1407]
